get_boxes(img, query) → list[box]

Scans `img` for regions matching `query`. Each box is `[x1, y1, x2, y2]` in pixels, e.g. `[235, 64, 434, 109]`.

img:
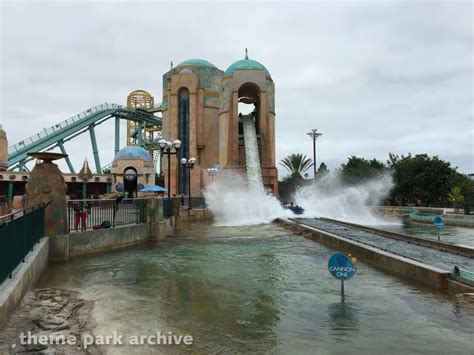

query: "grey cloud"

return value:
[1, 0, 472, 176]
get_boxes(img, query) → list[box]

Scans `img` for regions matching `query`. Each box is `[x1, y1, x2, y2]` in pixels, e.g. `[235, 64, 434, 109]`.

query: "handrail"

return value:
[0, 209, 25, 222]
[68, 198, 149, 203]
[451, 266, 474, 286]
[453, 266, 474, 279]
[0, 202, 50, 223]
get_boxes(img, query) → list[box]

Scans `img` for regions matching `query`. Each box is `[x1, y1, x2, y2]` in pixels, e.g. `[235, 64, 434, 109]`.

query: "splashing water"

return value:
[242, 114, 263, 189]
[204, 112, 394, 226]
[203, 172, 288, 226]
[204, 115, 288, 226]
[294, 172, 398, 225]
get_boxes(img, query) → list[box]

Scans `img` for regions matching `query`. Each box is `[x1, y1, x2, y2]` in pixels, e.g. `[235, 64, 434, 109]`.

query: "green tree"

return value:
[448, 186, 464, 212]
[280, 153, 313, 178]
[339, 156, 386, 185]
[388, 153, 457, 206]
[459, 178, 474, 214]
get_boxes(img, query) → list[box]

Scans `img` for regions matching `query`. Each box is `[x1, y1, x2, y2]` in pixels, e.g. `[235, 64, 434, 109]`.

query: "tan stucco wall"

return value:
[162, 65, 278, 195]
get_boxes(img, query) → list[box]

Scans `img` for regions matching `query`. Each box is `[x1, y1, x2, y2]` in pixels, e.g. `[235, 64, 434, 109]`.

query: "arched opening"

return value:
[238, 83, 260, 135]
[237, 83, 261, 167]
[178, 88, 190, 195]
[123, 167, 138, 196]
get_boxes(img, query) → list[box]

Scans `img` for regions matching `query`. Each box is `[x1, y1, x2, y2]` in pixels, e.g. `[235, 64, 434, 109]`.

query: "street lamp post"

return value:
[207, 167, 219, 182]
[158, 138, 181, 198]
[181, 157, 197, 210]
[306, 129, 323, 179]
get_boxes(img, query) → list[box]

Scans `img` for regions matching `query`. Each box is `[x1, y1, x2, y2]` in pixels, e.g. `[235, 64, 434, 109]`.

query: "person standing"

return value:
[72, 192, 82, 231]
[81, 198, 90, 231]
[72, 191, 90, 231]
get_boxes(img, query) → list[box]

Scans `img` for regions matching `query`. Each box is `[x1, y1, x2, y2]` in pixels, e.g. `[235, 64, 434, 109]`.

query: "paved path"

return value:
[295, 218, 474, 272]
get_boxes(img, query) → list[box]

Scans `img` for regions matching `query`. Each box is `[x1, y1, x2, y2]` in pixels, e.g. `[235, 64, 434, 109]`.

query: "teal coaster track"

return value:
[8, 103, 161, 174]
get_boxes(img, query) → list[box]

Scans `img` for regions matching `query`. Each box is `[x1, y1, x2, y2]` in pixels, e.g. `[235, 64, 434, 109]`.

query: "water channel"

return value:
[36, 222, 474, 354]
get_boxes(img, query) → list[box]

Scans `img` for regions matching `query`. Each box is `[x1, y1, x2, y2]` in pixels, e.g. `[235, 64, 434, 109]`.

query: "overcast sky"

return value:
[1, 0, 472, 177]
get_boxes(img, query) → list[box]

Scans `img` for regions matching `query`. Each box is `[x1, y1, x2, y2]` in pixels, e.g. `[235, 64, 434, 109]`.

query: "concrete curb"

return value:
[276, 218, 474, 294]
[319, 217, 474, 256]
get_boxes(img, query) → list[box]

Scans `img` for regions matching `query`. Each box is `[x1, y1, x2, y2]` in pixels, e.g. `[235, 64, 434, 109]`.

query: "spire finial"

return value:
[245, 48, 248, 60]
[170, 61, 173, 69]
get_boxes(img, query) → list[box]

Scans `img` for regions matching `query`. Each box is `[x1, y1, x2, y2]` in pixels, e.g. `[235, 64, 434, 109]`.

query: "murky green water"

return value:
[379, 218, 474, 247]
[37, 222, 474, 354]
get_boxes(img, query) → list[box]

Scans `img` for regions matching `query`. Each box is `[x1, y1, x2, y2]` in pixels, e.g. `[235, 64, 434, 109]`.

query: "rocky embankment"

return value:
[0, 288, 99, 354]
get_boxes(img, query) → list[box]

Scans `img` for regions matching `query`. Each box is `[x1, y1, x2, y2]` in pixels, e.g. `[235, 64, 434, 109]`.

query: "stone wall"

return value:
[49, 219, 179, 262]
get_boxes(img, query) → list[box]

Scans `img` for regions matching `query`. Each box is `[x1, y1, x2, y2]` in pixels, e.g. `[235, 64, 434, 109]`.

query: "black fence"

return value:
[0, 204, 46, 284]
[67, 198, 147, 233]
[163, 198, 175, 219]
[67, 196, 207, 233]
[178, 196, 206, 210]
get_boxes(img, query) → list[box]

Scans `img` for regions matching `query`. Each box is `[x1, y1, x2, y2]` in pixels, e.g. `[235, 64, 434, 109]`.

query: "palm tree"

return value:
[448, 186, 464, 212]
[280, 153, 313, 177]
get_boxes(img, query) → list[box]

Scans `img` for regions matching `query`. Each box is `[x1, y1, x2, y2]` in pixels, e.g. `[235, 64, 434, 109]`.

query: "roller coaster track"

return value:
[8, 103, 162, 173]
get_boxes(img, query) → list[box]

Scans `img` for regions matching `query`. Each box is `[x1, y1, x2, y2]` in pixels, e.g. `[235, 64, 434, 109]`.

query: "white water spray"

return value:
[242, 114, 263, 189]
[205, 111, 395, 226]
[204, 114, 288, 226]
[293, 172, 397, 225]
[204, 172, 288, 226]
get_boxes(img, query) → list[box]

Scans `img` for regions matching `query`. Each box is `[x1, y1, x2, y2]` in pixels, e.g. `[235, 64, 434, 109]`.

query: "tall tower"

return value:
[126, 90, 162, 173]
[162, 59, 223, 196]
[126, 90, 155, 146]
[0, 124, 8, 171]
[219, 53, 278, 193]
[161, 54, 278, 196]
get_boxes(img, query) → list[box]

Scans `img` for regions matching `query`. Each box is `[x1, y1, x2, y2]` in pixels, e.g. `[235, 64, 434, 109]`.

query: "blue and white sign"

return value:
[433, 216, 445, 229]
[328, 253, 356, 281]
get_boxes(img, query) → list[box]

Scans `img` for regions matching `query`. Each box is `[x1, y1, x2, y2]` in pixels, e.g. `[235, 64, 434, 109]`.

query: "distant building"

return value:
[111, 146, 154, 195]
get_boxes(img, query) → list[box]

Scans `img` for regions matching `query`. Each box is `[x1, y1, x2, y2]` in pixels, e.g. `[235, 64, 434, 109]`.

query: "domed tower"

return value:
[219, 51, 278, 193]
[162, 59, 224, 195]
[111, 146, 154, 195]
[0, 125, 8, 171]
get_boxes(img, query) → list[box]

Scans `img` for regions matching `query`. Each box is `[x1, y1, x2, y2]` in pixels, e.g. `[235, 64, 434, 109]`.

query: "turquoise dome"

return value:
[114, 146, 152, 161]
[224, 59, 271, 77]
[176, 59, 217, 69]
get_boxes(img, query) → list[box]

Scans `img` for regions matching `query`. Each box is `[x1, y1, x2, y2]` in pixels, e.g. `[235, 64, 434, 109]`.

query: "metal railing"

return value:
[451, 266, 474, 287]
[8, 103, 121, 154]
[0, 204, 46, 284]
[163, 198, 176, 219]
[178, 196, 206, 210]
[67, 198, 147, 233]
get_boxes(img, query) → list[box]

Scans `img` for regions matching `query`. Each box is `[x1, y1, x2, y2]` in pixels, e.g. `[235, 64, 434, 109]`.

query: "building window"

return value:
[178, 88, 190, 194]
